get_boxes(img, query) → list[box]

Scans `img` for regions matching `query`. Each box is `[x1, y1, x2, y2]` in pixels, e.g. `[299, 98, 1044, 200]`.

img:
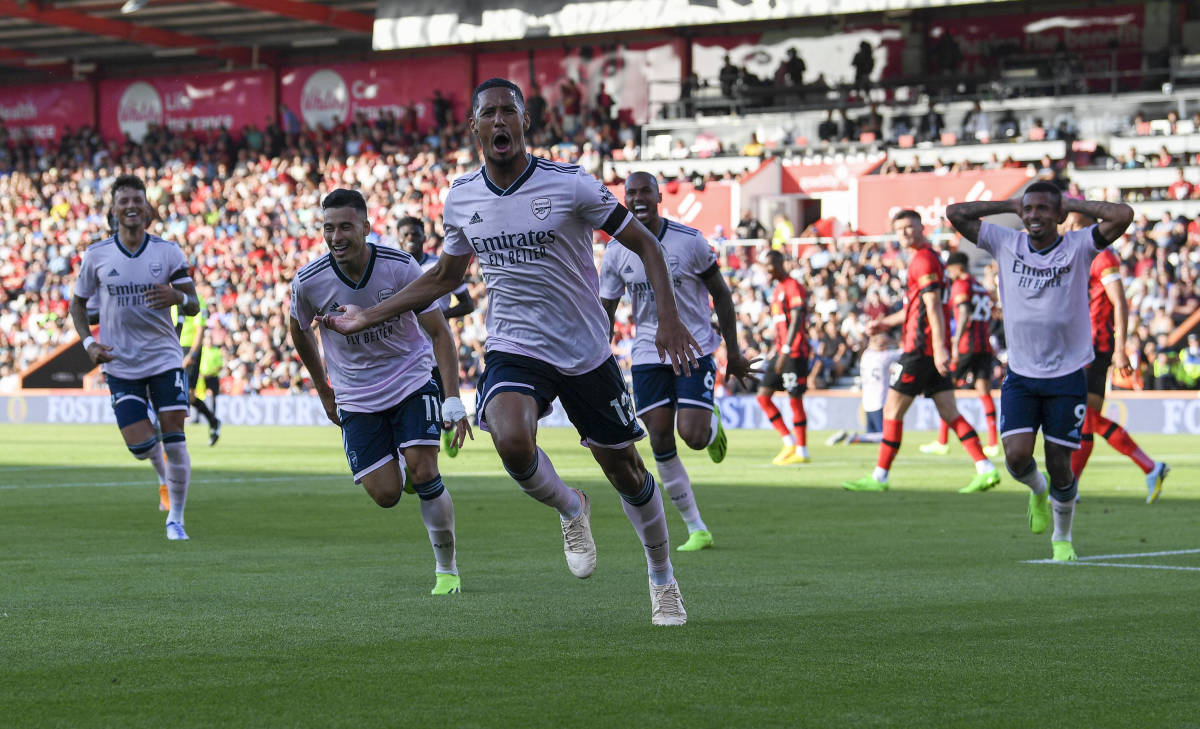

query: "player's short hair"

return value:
[322, 188, 367, 216]
[1023, 181, 1063, 206]
[891, 209, 922, 227]
[946, 251, 969, 268]
[471, 78, 525, 117]
[111, 174, 146, 202]
[625, 171, 659, 192]
[396, 216, 423, 231]
[760, 248, 786, 265]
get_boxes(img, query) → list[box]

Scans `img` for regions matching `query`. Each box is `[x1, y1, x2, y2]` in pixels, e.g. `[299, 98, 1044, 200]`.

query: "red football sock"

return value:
[980, 392, 998, 447]
[878, 418, 903, 471]
[1097, 413, 1154, 474]
[1072, 408, 1097, 479]
[951, 416, 986, 462]
[789, 397, 807, 446]
[937, 419, 949, 446]
[757, 395, 790, 438]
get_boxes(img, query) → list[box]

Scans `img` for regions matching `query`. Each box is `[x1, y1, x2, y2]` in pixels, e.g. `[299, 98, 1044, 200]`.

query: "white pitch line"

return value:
[1023, 547, 1200, 572]
[1022, 559, 1200, 572]
[1075, 548, 1200, 561]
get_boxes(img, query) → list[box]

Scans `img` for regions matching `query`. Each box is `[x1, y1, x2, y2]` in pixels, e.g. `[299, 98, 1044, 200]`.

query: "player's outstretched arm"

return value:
[1063, 198, 1134, 245]
[946, 200, 1020, 243]
[288, 315, 339, 426]
[418, 309, 473, 449]
[614, 219, 701, 375]
[324, 253, 472, 335]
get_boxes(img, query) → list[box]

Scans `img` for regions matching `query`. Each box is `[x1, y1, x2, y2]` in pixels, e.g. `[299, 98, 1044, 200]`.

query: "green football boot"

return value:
[677, 529, 713, 552]
[431, 573, 462, 595]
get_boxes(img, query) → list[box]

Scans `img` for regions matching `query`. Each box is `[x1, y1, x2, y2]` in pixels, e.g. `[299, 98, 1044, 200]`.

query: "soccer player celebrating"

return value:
[599, 171, 758, 552]
[324, 78, 700, 626]
[843, 210, 1000, 493]
[947, 183, 1135, 561]
[919, 251, 1000, 458]
[1062, 212, 1169, 502]
[397, 215, 476, 458]
[756, 249, 813, 465]
[69, 174, 201, 541]
[289, 189, 471, 595]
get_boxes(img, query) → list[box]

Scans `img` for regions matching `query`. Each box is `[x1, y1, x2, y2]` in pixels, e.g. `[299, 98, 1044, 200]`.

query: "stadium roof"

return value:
[0, 0, 377, 79]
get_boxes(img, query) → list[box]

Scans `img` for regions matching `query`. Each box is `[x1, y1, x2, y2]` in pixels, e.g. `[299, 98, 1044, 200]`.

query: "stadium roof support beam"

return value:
[0, 0, 258, 67]
[0, 46, 70, 71]
[217, 0, 374, 34]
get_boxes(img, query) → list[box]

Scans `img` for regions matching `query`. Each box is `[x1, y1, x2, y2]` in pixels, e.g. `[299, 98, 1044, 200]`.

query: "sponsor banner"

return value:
[856, 169, 1030, 234]
[6, 392, 1199, 435]
[0, 82, 93, 142]
[279, 57, 471, 133]
[375, 0, 993, 49]
[605, 181, 732, 239]
[781, 158, 885, 194]
[98, 71, 275, 143]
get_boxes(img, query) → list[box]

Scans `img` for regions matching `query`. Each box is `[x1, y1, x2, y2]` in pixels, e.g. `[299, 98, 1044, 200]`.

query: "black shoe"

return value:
[209, 420, 221, 446]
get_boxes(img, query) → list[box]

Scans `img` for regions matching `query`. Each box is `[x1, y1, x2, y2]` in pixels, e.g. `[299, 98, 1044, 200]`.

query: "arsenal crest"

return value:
[149, 262, 163, 277]
[377, 287, 395, 303]
[531, 197, 551, 220]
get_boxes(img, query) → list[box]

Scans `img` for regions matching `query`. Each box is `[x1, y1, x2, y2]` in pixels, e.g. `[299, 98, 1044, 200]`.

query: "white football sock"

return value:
[621, 472, 673, 586]
[147, 441, 168, 483]
[655, 453, 706, 532]
[1051, 495, 1075, 542]
[162, 439, 190, 525]
[873, 466, 889, 484]
[419, 488, 457, 575]
[507, 448, 580, 519]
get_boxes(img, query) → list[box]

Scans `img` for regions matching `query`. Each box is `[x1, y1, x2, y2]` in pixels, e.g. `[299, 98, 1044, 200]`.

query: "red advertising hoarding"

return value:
[782, 158, 885, 194]
[280, 57, 471, 133]
[0, 82, 93, 142]
[856, 169, 1030, 234]
[98, 70, 275, 142]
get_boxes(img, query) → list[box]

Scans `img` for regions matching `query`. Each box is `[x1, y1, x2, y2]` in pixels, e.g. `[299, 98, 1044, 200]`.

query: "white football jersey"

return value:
[976, 222, 1101, 378]
[442, 155, 631, 375]
[599, 218, 721, 366]
[72, 234, 192, 379]
[290, 245, 438, 413]
[859, 346, 902, 412]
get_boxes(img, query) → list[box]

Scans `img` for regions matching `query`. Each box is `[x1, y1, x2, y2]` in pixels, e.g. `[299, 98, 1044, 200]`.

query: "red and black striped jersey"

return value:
[1088, 247, 1122, 352]
[902, 244, 946, 356]
[949, 274, 994, 355]
[770, 276, 810, 359]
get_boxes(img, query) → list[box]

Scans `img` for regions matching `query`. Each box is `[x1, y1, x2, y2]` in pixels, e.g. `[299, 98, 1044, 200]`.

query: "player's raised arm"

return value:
[614, 219, 701, 375]
[946, 199, 1021, 243]
[324, 253, 472, 335]
[1062, 198, 1135, 246]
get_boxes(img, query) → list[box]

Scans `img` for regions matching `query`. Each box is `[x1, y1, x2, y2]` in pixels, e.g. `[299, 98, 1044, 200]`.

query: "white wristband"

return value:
[83, 336, 96, 349]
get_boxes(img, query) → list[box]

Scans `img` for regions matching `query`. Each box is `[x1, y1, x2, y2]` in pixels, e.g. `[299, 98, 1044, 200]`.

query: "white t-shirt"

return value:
[598, 218, 721, 366]
[441, 155, 631, 375]
[72, 234, 192, 379]
[975, 221, 1101, 378]
[290, 245, 438, 413]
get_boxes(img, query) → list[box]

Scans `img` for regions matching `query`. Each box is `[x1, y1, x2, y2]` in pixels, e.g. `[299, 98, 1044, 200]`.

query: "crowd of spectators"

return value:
[2, 94, 1199, 397]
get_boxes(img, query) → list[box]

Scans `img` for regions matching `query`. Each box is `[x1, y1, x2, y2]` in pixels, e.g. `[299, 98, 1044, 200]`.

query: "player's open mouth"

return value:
[632, 203, 650, 219]
[493, 132, 511, 154]
[330, 242, 350, 254]
[1028, 222, 1045, 234]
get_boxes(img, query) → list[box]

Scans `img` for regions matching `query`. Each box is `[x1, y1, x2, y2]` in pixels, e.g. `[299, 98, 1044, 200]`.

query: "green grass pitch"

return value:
[2, 423, 1198, 728]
